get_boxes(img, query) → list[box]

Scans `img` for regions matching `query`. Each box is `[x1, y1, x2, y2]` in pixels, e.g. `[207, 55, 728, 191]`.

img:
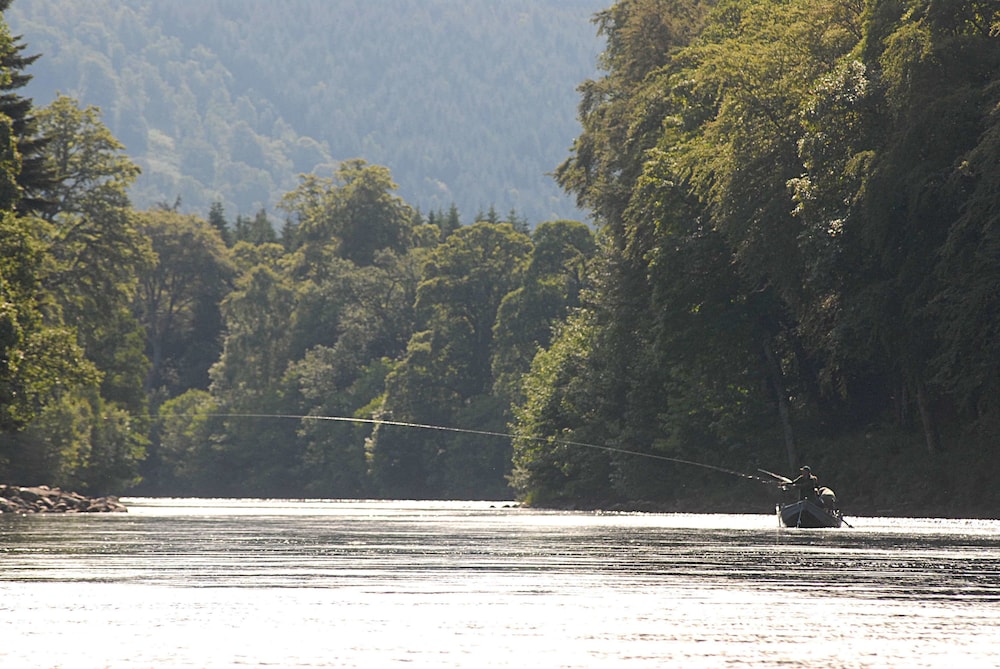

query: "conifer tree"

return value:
[0, 6, 58, 214]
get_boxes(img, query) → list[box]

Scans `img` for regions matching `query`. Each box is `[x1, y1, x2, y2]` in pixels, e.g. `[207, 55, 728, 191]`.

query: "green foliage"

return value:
[518, 0, 1000, 510]
[2, 386, 146, 494]
[366, 222, 536, 497]
[151, 161, 421, 495]
[82, 398, 147, 492]
[414, 222, 533, 393]
[207, 201, 232, 245]
[3, 4, 605, 499]
[212, 264, 295, 397]
[510, 311, 615, 505]
[4, 0, 1000, 514]
[0, 113, 21, 210]
[280, 160, 415, 267]
[0, 212, 43, 430]
[17, 324, 99, 416]
[0, 17, 57, 215]
[290, 352, 392, 498]
[39, 95, 140, 218]
[2, 389, 94, 489]
[31, 95, 152, 428]
[145, 389, 217, 494]
[790, 0, 1000, 449]
[134, 208, 234, 395]
[7, 0, 602, 224]
[0, 208, 105, 486]
[233, 209, 277, 246]
[492, 220, 596, 404]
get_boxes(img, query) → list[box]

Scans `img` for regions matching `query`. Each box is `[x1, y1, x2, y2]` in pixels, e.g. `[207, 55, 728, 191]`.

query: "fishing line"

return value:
[186, 412, 770, 484]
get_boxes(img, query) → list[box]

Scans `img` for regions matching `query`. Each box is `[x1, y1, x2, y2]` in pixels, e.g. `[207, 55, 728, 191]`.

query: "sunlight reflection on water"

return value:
[1, 499, 999, 668]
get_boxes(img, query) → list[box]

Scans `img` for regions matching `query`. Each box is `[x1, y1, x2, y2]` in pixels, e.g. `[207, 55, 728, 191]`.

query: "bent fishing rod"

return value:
[189, 411, 776, 486]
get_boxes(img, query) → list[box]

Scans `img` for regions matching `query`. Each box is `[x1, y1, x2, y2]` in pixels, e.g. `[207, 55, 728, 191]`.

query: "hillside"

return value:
[7, 0, 605, 223]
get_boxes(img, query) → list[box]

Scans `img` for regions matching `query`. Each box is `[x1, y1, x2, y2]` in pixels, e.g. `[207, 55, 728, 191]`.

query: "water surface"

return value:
[2, 499, 998, 667]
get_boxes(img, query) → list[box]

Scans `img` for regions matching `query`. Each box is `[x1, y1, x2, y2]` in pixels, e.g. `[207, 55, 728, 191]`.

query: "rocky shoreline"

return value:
[0, 484, 127, 513]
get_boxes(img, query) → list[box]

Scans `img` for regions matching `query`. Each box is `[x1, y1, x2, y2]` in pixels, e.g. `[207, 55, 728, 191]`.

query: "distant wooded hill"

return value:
[8, 0, 605, 223]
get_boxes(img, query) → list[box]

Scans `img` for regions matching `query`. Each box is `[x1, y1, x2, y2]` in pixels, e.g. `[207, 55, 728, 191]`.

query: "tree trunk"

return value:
[763, 342, 797, 469]
[915, 382, 940, 455]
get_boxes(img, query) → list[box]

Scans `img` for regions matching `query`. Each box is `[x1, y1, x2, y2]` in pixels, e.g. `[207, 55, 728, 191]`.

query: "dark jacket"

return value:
[788, 473, 819, 500]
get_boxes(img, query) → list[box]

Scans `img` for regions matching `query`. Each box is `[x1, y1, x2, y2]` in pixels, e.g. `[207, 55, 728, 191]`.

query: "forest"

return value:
[1, 0, 999, 517]
[5, 0, 605, 225]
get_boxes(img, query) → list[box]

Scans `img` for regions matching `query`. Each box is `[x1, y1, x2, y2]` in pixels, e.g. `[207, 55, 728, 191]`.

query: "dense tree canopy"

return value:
[0, 86, 147, 491]
[134, 208, 233, 395]
[514, 0, 1000, 513]
[6, 0, 604, 224]
[1, 1, 999, 516]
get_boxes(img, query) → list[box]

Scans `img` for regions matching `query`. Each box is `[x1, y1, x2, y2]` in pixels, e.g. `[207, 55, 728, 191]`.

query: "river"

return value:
[1, 499, 998, 668]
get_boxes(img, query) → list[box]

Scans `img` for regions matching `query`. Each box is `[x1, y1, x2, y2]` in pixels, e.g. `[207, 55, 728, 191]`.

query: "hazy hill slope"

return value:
[7, 0, 605, 223]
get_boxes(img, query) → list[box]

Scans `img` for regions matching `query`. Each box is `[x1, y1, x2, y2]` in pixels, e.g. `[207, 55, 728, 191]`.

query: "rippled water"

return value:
[2, 499, 999, 668]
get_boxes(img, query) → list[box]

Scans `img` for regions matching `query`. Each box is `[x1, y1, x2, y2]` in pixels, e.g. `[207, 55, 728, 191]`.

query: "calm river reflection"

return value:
[2, 499, 999, 668]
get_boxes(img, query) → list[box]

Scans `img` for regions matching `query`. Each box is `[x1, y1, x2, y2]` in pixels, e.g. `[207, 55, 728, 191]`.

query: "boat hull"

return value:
[778, 499, 843, 528]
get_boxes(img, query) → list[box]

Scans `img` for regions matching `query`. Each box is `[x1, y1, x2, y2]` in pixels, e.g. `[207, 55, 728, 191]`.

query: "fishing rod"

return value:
[759, 465, 854, 527]
[190, 412, 774, 485]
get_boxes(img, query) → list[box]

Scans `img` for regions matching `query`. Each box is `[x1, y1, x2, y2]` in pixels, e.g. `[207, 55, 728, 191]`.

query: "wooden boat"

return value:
[778, 497, 843, 528]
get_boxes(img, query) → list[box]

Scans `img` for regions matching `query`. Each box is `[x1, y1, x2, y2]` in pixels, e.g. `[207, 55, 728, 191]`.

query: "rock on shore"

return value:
[0, 484, 127, 513]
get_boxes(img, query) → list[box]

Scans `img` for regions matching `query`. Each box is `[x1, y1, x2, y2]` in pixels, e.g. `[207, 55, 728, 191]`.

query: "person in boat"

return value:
[785, 465, 820, 502]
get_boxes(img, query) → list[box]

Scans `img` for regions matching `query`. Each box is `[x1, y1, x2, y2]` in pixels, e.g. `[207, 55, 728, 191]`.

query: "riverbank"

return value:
[529, 424, 1000, 520]
[0, 484, 127, 513]
[529, 475, 1000, 520]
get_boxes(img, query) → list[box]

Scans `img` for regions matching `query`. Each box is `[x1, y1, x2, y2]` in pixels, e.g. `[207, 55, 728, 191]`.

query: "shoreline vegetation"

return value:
[1, 2, 999, 518]
[5, 484, 986, 520]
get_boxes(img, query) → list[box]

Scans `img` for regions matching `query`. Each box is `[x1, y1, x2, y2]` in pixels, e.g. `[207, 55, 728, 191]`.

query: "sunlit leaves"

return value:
[367, 222, 535, 497]
[510, 310, 613, 504]
[212, 264, 295, 397]
[133, 209, 234, 394]
[38, 95, 140, 220]
[492, 220, 596, 404]
[280, 159, 415, 269]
